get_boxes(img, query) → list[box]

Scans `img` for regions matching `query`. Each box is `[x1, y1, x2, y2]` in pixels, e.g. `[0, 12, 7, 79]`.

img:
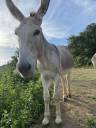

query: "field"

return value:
[0, 66, 96, 128]
[32, 68, 96, 128]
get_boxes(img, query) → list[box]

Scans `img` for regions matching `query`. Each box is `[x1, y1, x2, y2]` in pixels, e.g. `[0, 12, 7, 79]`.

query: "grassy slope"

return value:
[32, 68, 96, 128]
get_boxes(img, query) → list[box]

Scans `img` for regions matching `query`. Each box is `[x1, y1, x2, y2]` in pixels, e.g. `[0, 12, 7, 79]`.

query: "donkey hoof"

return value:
[42, 117, 49, 125]
[64, 97, 68, 102]
[55, 116, 62, 124]
[68, 94, 72, 98]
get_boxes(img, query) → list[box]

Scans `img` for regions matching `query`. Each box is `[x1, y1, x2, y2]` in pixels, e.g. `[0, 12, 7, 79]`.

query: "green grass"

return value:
[87, 117, 96, 128]
[0, 65, 44, 128]
[88, 96, 96, 100]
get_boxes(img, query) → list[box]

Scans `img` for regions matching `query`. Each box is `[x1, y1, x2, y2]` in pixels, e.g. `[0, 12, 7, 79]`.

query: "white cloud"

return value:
[0, 0, 19, 48]
[71, 0, 96, 14]
[0, 33, 18, 48]
[42, 22, 70, 39]
[0, 0, 40, 48]
[1, 0, 95, 49]
[44, 0, 63, 20]
[0, 0, 70, 48]
[42, 0, 70, 39]
[0, 58, 11, 66]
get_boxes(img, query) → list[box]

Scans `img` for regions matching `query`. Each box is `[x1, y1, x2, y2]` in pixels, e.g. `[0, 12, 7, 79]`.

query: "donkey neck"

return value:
[36, 33, 52, 66]
[36, 33, 60, 70]
[37, 33, 49, 59]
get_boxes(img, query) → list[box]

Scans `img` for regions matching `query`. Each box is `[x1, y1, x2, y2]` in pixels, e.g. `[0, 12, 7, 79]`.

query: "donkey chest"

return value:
[37, 60, 59, 77]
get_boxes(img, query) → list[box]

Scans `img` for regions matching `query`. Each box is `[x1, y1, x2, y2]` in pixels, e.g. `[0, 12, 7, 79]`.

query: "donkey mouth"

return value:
[18, 70, 34, 79]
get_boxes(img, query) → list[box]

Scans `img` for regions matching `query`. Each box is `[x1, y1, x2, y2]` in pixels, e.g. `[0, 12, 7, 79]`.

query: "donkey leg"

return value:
[92, 61, 96, 69]
[93, 63, 96, 69]
[61, 76, 68, 101]
[66, 72, 72, 98]
[41, 76, 50, 125]
[55, 102, 62, 124]
[54, 75, 62, 124]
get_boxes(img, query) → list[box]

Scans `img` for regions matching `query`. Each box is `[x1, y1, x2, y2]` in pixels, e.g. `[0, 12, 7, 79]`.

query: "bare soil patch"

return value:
[32, 68, 96, 128]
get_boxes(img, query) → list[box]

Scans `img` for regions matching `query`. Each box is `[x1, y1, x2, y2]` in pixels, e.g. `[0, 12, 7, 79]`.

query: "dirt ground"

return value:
[31, 68, 96, 128]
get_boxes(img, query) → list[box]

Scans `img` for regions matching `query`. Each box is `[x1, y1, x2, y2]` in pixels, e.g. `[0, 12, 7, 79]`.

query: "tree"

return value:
[9, 49, 19, 68]
[68, 23, 96, 67]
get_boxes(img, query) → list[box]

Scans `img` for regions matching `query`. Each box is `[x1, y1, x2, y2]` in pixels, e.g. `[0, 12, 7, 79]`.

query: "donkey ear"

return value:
[37, 0, 50, 19]
[5, 0, 25, 22]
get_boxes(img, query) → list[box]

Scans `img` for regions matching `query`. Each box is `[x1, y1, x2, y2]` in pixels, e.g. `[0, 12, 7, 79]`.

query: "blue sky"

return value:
[0, 0, 96, 66]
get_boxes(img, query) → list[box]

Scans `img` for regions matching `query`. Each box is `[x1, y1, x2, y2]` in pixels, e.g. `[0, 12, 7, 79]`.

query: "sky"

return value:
[0, 0, 96, 66]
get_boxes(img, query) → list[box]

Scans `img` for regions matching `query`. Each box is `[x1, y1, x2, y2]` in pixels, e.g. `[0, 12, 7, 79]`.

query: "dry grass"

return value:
[32, 68, 96, 128]
[68, 68, 96, 128]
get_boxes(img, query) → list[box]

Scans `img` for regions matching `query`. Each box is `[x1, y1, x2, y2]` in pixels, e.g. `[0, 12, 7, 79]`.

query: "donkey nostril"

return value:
[28, 64, 31, 70]
[18, 63, 31, 74]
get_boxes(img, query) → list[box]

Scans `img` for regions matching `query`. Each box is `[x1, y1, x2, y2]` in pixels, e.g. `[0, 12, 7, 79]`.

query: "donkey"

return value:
[91, 53, 96, 68]
[6, 0, 74, 125]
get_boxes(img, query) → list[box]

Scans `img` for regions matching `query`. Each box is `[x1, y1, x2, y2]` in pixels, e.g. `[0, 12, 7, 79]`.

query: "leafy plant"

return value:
[87, 117, 96, 128]
[68, 23, 96, 67]
[0, 64, 44, 128]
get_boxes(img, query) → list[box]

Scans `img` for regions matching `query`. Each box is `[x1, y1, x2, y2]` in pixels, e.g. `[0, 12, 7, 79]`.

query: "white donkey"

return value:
[91, 53, 96, 68]
[6, 0, 74, 125]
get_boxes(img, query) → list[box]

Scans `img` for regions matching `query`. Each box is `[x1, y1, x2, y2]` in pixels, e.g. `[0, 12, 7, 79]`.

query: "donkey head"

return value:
[6, 0, 50, 78]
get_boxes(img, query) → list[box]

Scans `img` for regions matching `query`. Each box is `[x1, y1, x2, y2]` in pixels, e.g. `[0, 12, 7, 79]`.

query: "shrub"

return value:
[87, 117, 96, 128]
[0, 65, 44, 128]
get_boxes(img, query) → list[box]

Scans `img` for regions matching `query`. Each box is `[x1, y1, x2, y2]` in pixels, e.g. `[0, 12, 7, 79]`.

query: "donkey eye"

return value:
[33, 30, 40, 36]
[15, 30, 17, 35]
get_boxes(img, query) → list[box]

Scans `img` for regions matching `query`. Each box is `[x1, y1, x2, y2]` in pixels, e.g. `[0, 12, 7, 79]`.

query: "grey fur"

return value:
[36, 34, 74, 74]
[57, 46, 74, 70]
[5, 0, 25, 22]
[37, 0, 50, 18]
[91, 53, 96, 68]
[5, 0, 74, 125]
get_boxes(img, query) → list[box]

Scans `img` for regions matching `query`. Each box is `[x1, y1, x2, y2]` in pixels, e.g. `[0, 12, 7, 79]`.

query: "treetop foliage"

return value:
[68, 23, 96, 67]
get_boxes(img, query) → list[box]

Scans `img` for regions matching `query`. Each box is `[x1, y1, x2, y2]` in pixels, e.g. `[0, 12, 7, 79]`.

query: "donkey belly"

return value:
[57, 46, 74, 71]
[37, 60, 60, 80]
